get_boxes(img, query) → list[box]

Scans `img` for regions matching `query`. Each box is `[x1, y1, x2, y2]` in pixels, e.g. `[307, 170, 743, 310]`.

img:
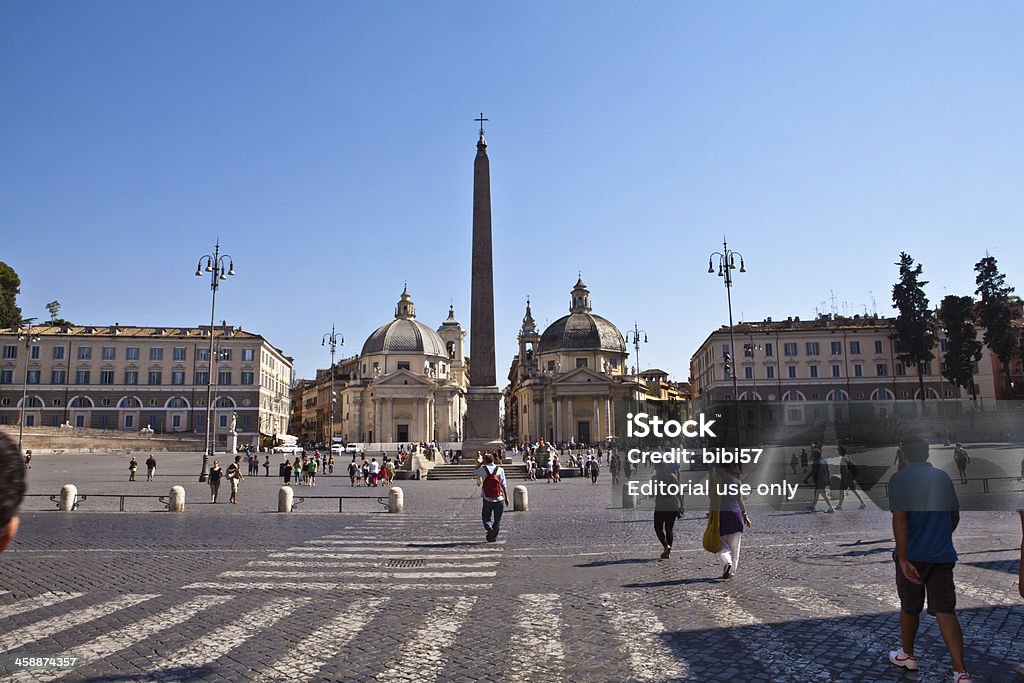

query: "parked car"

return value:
[345, 444, 359, 454]
[331, 444, 344, 455]
[272, 444, 304, 455]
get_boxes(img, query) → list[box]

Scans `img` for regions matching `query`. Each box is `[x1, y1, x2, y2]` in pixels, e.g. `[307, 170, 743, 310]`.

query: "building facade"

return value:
[689, 314, 998, 427]
[0, 323, 293, 447]
[503, 278, 643, 446]
[292, 287, 468, 446]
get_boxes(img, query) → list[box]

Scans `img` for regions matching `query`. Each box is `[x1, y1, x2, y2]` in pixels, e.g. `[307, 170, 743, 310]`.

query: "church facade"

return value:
[306, 287, 468, 445]
[503, 278, 639, 446]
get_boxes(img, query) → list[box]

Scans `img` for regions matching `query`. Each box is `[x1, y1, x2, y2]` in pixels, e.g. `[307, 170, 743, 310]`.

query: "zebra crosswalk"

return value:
[0, 578, 1021, 682]
[184, 518, 503, 593]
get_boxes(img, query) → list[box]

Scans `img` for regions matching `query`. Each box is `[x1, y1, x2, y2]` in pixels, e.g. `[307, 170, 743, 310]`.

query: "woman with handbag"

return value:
[715, 463, 751, 578]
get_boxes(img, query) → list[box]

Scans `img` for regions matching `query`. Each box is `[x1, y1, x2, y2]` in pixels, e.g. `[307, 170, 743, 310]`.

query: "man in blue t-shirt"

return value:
[887, 436, 970, 683]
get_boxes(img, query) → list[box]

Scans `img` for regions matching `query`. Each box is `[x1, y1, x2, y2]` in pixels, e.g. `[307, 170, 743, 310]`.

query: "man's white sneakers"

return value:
[889, 648, 919, 671]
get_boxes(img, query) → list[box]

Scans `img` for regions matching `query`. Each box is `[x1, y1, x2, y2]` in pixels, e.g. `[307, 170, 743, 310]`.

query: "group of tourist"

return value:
[346, 456, 395, 487]
[279, 452, 333, 486]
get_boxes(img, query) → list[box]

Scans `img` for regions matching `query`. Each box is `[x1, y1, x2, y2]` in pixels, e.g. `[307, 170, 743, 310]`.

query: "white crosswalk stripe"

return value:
[0, 592, 84, 620]
[289, 545, 501, 553]
[268, 551, 501, 560]
[375, 596, 477, 683]
[254, 597, 385, 682]
[0, 593, 157, 655]
[183, 581, 494, 591]
[6, 595, 233, 683]
[247, 560, 499, 569]
[508, 594, 565, 683]
[307, 539, 505, 546]
[219, 569, 497, 579]
[601, 592, 687, 682]
[139, 597, 310, 682]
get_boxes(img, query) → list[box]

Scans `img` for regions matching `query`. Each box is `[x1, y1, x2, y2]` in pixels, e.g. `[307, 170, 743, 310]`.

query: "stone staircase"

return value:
[426, 463, 530, 481]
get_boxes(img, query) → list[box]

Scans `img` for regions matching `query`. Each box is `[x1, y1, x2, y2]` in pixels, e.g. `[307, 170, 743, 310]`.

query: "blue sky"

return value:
[2, 2, 1022, 380]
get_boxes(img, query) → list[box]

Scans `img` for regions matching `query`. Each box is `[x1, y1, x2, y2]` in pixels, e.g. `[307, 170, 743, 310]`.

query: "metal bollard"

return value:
[168, 486, 185, 512]
[513, 485, 528, 512]
[59, 484, 77, 512]
[388, 486, 404, 514]
[278, 486, 293, 513]
[621, 484, 636, 509]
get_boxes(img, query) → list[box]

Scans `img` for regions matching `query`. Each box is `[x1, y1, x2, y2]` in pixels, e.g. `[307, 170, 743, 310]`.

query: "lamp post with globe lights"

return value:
[17, 327, 40, 456]
[708, 237, 746, 445]
[321, 325, 344, 448]
[195, 240, 234, 482]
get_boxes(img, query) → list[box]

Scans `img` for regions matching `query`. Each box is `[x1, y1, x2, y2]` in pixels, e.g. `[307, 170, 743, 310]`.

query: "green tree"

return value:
[937, 295, 983, 402]
[974, 255, 1019, 396]
[0, 261, 22, 327]
[43, 300, 73, 326]
[891, 252, 936, 402]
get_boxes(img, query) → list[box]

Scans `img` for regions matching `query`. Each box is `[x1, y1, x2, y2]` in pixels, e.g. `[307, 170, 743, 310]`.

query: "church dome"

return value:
[360, 286, 448, 357]
[537, 278, 626, 354]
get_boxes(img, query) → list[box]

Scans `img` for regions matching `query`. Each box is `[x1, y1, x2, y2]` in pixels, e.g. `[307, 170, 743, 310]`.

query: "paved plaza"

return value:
[1, 448, 1022, 682]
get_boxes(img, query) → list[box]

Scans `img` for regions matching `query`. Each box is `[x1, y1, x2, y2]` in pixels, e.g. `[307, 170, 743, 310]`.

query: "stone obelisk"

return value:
[462, 114, 504, 458]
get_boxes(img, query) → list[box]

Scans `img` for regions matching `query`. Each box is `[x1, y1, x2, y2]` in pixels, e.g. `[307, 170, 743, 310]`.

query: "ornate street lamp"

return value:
[708, 237, 746, 445]
[17, 327, 40, 455]
[321, 325, 344, 448]
[195, 240, 234, 482]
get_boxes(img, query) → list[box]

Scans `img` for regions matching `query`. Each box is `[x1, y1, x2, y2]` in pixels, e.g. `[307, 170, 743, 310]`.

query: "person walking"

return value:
[0, 433, 27, 554]
[588, 456, 600, 484]
[804, 448, 835, 513]
[552, 454, 561, 483]
[128, 456, 138, 482]
[475, 452, 509, 543]
[282, 459, 292, 485]
[835, 446, 867, 510]
[293, 456, 302, 486]
[789, 453, 799, 475]
[347, 460, 358, 486]
[308, 456, 318, 486]
[145, 455, 157, 482]
[208, 460, 223, 503]
[715, 463, 751, 578]
[653, 462, 683, 559]
[799, 448, 809, 473]
[952, 443, 970, 485]
[887, 436, 970, 683]
[226, 455, 243, 505]
[263, 455, 270, 477]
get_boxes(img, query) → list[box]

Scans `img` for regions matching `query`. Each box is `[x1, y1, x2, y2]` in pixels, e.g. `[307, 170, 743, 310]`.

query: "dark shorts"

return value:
[895, 558, 957, 615]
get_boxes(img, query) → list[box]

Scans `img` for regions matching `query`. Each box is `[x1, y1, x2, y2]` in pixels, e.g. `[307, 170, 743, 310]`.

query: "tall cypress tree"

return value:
[891, 252, 936, 402]
[0, 262, 22, 328]
[938, 295, 983, 402]
[974, 255, 1019, 397]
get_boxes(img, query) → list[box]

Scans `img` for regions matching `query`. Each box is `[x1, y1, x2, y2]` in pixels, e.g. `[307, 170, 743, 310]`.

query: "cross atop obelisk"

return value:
[462, 114, 504, 459]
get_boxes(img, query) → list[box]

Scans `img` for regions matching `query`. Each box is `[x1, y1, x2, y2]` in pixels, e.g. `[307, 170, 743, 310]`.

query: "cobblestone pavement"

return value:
[1, 451, 1022, 682]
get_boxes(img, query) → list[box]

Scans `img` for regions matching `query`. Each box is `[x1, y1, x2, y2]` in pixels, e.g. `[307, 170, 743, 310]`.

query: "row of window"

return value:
[727, 361, 953, 381]
[729, 339, 892, 359]
[0, 369, 255, 386]
[1, 344, 257, 363]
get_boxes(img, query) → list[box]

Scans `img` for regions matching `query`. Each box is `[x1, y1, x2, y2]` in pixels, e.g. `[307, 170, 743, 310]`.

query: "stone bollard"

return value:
[168, 486, 185, 512]
[388, 486, 404, 514]
[621, 484, 636, 509]
[513, 485, 528, 512]
[59, 484, 77, 512]
[278, 486, 293, 513]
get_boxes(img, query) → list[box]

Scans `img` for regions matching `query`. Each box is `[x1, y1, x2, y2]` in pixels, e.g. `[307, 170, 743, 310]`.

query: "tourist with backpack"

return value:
[475, 452, 509, 542]
[835, 446, 867, 510]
